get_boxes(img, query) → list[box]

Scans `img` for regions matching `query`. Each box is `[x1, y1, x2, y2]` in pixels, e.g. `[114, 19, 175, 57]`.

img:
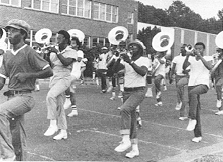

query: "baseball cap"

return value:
[5, 19, 31, 35]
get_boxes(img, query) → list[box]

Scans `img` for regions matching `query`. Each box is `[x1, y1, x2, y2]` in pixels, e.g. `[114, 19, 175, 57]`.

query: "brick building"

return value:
[0, 0, 138, 47]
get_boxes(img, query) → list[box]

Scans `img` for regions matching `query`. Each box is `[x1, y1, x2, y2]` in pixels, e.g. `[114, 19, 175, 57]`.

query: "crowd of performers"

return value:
[0, 19, 223, 161]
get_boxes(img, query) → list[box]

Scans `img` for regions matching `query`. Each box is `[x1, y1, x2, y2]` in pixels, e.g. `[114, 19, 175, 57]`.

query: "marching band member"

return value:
[211, 48, 223, 115]
[183, 42, 212, 143]
[97, 46, 109, 93]
[0, 19, 53, 160]
[170, 44, 189, 120]
[44, 30, 76, 140]
[152, 51, 166, 106]
[113, 40, 149, 159]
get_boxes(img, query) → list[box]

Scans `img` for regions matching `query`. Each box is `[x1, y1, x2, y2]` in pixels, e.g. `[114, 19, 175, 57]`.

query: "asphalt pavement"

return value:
[2, 78, 223, 162]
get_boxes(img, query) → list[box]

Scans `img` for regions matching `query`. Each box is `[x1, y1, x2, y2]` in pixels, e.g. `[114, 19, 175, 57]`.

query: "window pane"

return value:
[61, 4, 67, 14]
[84, 0, 91, 18]
[1, 0, 9, 4]
[51, 3, 58, 13]
[69, 6, 76, 15]
[23, 0, 32, 7]
[11, 0, 20, 6]
[33, 0, 41, 9]
[100, 4, 105, 20]
[70, 0, 76, 6]
[112, 6, 118, 22]
[93, 37, 98, 46]
[77, 8, 83, 16]
[42, 1, 50, 11]
[93, 2, 99, 19]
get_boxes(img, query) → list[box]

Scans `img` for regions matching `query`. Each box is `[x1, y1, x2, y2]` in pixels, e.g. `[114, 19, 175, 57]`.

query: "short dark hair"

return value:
[195, 42, 205, 49]
[71, 37, 81, 47]
[58, 30, 70, 45]
[20, 29, 28, 40]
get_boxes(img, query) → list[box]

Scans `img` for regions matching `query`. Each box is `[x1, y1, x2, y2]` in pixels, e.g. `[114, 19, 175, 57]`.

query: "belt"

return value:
[4, 90, 32, 96]
[124, 86, 145, 92]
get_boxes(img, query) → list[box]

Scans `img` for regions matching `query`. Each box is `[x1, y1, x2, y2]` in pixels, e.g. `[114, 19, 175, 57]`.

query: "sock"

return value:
[36, 84, 40, 90]
[122, 134, 130, 142]
[65, 95, 70, 99]
[112, 92, 115, 97]
[132, 144, 139, 151]
[60, 129, 67, 134]
[50, 120, 57, 127]
[71, 105, 77, 111]
[136, 106, 140, 113]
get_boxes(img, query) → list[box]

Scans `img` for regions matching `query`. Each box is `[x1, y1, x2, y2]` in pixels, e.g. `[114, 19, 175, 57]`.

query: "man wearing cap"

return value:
[0, 19, 53, 161]
[44, 30, 76, 140]
[113, 40, 149, 158]
[211, 48, 223, 115]
[97, 46, 109, 93]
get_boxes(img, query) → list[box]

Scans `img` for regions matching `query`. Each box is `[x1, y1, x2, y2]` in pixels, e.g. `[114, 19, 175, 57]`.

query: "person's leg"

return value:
[187, 85, 208, 131]
[0, 95, 35, 160]
[67, 86, 78, 117]
[63, 88, 71, 110]
[45, 77, 71, 136]
[154, 75, 163, 105]
[215, 78, 223, 113]
[115, 89, 145, 154]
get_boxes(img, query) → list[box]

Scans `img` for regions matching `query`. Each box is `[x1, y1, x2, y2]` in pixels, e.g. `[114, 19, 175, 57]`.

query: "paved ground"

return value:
[2, 78, 223, 161]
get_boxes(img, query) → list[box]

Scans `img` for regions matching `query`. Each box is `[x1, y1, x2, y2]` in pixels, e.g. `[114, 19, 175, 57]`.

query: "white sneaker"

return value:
[217, 100, 222, 108]
[156, 92, 161, 99]
[179, 117, 188, 121]
[110, 96, 115, 100]
[114, 140, 131, 152]
[215, 110, 223, 115]
[44, 126, 58, 136]
[186, 119, 197, 131]
[125, 150, 139, 158]
[53, 131, 68, 140]
[67, 110, 78, 117]
[64, 99, 71, 110]
[3, 155, 16, 161]
[175, 102, 182, 110]
[192, 137, 202, 143]
[117, 107, 121, 110]
[155, 102, 163, 106]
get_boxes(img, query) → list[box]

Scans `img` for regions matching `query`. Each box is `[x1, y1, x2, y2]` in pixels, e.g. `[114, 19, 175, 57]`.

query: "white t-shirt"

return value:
[153, 57, 166, 77]
[71, 50, 84, 79]
[98, 53, 108, 69]
[188, 56, 212, 87]
[172, 55, 187, 76]
[122, 57, 150, 88]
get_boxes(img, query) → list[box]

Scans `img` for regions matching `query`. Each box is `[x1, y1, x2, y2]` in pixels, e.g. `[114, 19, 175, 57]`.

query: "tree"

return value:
[137, 26, 161, 54]
[218, 9, 223, 31]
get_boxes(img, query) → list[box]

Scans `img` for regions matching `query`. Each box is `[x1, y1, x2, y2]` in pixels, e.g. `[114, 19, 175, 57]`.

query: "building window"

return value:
[0, 0, 21, 6]
[61, 0, 92, 18]
[127, 12, 134, 24]
[26, 0, 59, 13]
[93, 2, 118, 23]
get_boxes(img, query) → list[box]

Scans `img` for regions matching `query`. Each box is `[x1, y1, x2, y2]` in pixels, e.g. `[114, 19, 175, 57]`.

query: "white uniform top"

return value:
[71, 50, 83, 79]
[98, 53, 108, 69]
[172, 55, 187, 76]
[153, 57, 166, 77]
[188, 56, 212, 87]
[122, 57, 150, 88]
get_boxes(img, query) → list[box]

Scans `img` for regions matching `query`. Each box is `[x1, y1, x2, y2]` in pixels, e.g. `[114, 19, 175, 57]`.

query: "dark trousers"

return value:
[97, 69, 107, 90]
[188, 85, 208, 137]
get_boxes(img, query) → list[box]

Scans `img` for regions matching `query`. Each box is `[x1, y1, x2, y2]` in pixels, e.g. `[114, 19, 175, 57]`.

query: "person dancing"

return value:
[113, 40, 150, 158]
[211, 48, 223, 115]
[44, 30, 76, 140]
[0, 19, 53, 161]
[170, 44, 189, 120]
[183, 42, 212, 143]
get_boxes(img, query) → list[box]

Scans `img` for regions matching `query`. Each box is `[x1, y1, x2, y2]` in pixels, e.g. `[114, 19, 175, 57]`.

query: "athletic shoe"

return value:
[163, 85, 167, 91]
[125, 150, 139, 158]
[110, 96, 115, 100]
[175, 102, 182, 110]
[44, 126, 58, 136]
[215, 110, 223, 115]
[67, 110, 78, 117]
[186, 119, 197, 131]
[155, 102, 162, 106]
[117, 107, 121, 110]
[114, 140, 131, 152]
[53, 131, 67, 140]
[191, 137, 202, 143]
